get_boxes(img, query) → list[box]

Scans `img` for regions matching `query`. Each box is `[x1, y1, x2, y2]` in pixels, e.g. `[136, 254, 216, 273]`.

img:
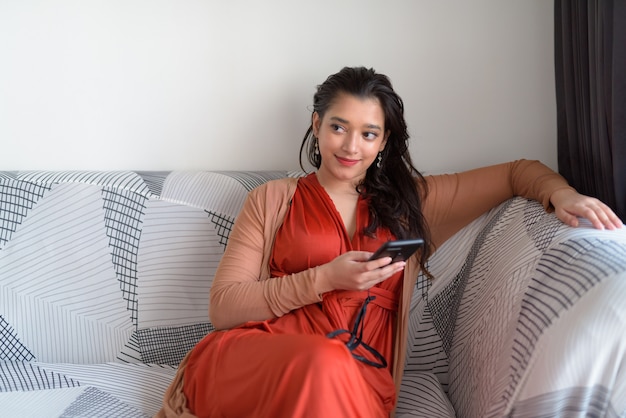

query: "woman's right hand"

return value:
[314, 251, 406, 294]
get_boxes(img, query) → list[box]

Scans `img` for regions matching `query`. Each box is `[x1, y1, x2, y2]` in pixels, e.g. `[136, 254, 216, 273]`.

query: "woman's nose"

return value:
[342, 133, 358, 153]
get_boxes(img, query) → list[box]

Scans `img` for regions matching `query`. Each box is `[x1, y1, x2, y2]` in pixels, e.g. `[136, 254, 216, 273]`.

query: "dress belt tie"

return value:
[326, 288, 397, 369]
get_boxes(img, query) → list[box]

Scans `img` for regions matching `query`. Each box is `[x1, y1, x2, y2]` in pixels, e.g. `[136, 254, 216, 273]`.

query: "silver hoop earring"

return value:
[376, 152, 382, 168]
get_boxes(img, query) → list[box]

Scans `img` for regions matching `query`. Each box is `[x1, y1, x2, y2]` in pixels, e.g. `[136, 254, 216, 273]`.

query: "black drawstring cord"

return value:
[326, 293, 388, 369]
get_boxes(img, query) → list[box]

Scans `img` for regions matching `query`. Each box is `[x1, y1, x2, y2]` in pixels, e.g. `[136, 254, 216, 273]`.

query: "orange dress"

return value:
[182, 174, 402, 417]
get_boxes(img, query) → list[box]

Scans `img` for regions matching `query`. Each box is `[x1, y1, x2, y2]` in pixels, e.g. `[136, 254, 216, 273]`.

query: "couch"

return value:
[1, 170, 625, 417]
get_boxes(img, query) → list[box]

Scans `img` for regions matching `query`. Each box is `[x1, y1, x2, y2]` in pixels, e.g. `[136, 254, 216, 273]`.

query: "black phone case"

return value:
[369, 239, 424, 263]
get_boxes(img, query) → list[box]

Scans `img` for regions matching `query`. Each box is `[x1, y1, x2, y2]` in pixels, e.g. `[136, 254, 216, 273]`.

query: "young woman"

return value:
[158, 67, 622, 418]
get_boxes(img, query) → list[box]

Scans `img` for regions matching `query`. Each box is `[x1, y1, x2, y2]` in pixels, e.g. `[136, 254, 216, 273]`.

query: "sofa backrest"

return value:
[0, 171, 293, 365]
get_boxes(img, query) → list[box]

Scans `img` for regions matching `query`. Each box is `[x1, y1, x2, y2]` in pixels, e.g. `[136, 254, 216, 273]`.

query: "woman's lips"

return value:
[336, 156, 359, 166]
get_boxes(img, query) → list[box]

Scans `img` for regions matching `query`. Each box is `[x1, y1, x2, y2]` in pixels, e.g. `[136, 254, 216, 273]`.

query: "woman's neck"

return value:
[315, 170, 361, 197]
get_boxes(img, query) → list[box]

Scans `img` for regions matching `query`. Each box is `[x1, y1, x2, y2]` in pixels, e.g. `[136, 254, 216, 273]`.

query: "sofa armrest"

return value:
[404, 197, 626, 417]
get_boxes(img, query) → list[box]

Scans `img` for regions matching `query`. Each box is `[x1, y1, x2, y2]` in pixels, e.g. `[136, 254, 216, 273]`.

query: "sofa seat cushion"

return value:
[396, 372, 456, 417]
[0, 361, 177, 417]
[0, 361, 456, 417]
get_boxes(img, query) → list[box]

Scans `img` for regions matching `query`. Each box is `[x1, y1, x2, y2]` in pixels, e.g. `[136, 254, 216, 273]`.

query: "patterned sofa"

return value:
[1, 170, 625, 418]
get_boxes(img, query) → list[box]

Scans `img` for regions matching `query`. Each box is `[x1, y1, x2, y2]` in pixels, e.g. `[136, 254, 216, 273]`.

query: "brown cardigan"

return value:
[156, 160, 573, 417]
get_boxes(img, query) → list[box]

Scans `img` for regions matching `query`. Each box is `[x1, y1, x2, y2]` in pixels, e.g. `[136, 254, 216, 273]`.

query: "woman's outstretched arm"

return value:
[423, 159, 622, 249]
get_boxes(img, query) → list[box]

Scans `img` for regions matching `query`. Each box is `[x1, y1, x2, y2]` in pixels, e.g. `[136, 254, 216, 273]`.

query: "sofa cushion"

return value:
[0, 361, 177, 417]
[0, 171, 290, 365]
[396, 372, 456, 417]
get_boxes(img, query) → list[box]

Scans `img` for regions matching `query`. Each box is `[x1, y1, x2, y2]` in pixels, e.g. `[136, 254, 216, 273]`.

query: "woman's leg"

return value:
[184, 328, 389, 418]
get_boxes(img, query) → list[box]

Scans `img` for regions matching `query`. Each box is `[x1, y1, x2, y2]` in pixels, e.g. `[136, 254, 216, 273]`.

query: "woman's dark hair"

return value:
[299, 66, 432, 274]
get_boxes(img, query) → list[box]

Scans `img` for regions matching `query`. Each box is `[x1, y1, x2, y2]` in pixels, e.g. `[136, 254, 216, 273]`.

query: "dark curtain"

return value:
[555, 0, 626, 220]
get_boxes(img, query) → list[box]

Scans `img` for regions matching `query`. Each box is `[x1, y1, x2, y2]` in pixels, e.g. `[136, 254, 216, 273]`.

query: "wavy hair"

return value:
[299, 66, 432, 274]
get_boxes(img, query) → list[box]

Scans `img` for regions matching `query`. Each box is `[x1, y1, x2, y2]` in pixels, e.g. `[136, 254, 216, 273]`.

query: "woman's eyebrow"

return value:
[330, 116, 349, 124]
[329, 116, 381, 131]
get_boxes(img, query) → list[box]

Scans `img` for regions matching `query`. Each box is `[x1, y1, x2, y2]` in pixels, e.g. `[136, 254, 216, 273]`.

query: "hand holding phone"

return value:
[368, 239, 424, 264]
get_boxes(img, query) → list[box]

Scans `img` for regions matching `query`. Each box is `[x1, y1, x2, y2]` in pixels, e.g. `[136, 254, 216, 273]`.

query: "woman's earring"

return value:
[314, 138, 320, 155]
[376, 152, 382, 168]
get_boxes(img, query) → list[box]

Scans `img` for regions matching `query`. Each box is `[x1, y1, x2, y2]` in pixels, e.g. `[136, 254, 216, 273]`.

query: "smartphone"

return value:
[368, 239, 424, 263]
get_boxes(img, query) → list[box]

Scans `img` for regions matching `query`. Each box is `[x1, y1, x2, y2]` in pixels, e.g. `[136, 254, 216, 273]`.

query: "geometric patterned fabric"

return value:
[403, 197, 626, 418]
[0, 315, 35, 362]
[0, 178, 51, 249]
[1, 171, 626, 417]
[0, 170, 295, 416]
[59, 386, 148, 418]
[102, 187, 146, 326]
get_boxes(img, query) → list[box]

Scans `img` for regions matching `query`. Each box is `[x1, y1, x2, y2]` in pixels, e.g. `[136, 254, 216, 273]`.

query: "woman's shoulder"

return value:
[248, 176, 299, 206]
[253, 176, 299, 193]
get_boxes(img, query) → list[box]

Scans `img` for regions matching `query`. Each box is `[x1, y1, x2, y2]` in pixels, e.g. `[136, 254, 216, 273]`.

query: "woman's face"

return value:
[312, 93, 388, 186]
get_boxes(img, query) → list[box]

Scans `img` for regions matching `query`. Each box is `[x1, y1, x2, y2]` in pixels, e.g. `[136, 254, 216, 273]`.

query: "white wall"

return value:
[0, 1, 556, 174]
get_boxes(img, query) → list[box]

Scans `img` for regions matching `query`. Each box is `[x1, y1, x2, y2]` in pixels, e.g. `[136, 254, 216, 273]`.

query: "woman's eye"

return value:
[363, 132, 378, 140]
[331, 124, 346, 133]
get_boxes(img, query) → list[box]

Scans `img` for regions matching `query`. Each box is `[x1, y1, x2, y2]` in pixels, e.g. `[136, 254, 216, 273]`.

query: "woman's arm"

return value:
[209, 183, 323, 330]
[423, 159, 621, 249]
[209, 181, 408, 330]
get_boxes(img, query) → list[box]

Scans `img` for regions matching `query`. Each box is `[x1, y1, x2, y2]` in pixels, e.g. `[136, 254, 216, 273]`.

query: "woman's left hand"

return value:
[550, 188, 623, 230]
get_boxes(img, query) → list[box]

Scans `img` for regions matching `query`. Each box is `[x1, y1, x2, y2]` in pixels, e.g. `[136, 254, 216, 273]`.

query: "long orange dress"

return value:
[182, 174, 402, 417]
